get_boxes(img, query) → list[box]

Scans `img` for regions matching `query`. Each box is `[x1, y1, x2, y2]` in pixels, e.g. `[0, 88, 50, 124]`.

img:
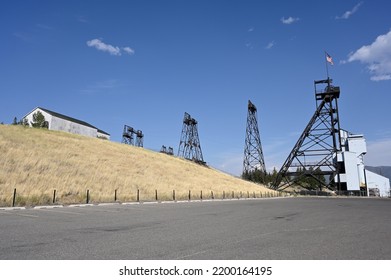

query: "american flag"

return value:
[326, 52, 334, 65]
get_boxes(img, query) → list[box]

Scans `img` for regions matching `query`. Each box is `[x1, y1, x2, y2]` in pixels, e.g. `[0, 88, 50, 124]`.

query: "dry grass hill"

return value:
[0, 125, 274, 207]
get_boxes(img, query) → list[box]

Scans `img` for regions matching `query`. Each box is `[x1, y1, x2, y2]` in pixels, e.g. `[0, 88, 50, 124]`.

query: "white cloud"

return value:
[87, 39, 121, 56]
[346, 30, 391, 81]
[281, 16, 300, 25]
[370, 74, 391, 81]
[336, 1, 363, 20]
[265, 41, 275, 50]
[122, 46, 135, 55]
[86, 38, 134, 56]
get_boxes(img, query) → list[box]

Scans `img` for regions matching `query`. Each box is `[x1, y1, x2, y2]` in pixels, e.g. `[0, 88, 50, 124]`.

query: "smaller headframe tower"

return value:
[178, 112, 205, 164]
[160, 145, 174, 156]
[122, 125, 144, 147]
[243, 100, 266, 181]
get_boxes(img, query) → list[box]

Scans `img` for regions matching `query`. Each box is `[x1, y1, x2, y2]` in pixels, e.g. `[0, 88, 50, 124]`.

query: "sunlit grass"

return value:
[0, 125, 275, 207]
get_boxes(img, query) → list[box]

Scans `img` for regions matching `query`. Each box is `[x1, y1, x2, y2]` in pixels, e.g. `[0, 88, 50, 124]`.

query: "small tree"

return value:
[242, 168, 266, 184]
[12, 117, 18, 125]
[268, 167, 278, 185]
[31, 111, 48, 128]
[21, 118, 29, 126]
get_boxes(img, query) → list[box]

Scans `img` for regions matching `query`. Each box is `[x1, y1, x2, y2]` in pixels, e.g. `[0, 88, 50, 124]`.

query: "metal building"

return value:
[23, 107, 110, 139]
[365, 170, 390, 197]
[337, 129, 390, 196]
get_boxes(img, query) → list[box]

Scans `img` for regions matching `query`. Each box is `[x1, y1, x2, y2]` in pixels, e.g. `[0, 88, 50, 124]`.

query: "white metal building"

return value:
[335, 130, 390, 197]
[23, 107, 110, 140]
[365, 169, 390, 197]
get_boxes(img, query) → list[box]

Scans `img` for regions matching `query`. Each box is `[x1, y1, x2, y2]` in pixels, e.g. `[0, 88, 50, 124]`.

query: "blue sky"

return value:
[1, 0, 391, 175]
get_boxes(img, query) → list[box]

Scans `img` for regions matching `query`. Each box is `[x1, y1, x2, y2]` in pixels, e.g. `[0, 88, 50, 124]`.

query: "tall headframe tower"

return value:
[178, 112, 205, 164]
[243, 100, 266, 181]
[272, 78, 342, 191]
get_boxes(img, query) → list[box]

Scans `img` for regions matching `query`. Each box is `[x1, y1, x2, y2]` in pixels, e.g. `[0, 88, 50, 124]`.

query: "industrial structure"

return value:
[242, 100, 266, 182]
[122, 125, 144, 147]
[272, 78, 341, 191]
[23, 107, 110, 139]
[160, 145, 174, 155]
[365, 169, 390, 197]
[178, 112, 205, 164]
[338, 129, 390, 197]
[271, 78, 390, 196]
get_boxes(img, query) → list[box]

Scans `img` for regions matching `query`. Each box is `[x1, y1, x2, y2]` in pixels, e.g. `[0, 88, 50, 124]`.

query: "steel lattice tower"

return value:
[135, 130, 144, 147]
[122, 125, 135, 145]
[272, 78, 342, 191]
[178, 112, 205, 164]
[122, 125, 144, 147]
[243, 100, 266, 181]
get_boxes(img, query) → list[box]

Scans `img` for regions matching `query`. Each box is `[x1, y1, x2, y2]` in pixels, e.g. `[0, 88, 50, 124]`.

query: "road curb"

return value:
[97, 203, 121, 206]
[0, 207, 26, 210]
[122, 202, 140, 205]
[34, 205, 64, 209]
[68, 204, 94, 207]
[1, 197, 289, 211]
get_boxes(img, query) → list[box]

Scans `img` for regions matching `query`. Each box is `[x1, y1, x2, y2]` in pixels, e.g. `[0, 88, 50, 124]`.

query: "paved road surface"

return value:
[0, 197, 390, 259]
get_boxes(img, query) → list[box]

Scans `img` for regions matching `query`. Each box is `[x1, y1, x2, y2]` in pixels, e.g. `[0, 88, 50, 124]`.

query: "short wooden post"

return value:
[53, 189, 56, 204]
[86, 189, 90, 204]
[12, 188, 16, 207]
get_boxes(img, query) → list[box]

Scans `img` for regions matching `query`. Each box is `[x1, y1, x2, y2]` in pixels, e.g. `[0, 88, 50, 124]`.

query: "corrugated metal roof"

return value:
[25, 107, 110, 136]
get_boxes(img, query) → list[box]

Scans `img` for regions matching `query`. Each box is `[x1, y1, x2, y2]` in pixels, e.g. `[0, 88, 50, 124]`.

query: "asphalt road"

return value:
[0, 197, 390, 259]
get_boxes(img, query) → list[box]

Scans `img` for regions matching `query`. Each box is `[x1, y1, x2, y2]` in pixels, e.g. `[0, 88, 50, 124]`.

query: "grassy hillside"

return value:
[0, 125, 274, 206]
